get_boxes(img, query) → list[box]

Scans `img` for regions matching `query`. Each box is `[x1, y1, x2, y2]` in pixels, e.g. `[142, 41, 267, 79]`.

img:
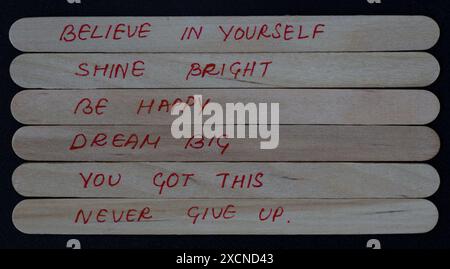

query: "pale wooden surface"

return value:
[9, 16, 439, 52]
[12, 126, 440, 161]
[10, 53, 440, 88]
[12, 163, 439, 198]
[9, 16, 442, 236]
[11, 89, 440, 125]
[12, 199, 438, 234]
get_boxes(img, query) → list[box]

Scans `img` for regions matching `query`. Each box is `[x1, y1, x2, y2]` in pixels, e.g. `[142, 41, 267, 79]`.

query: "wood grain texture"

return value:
[12, 163, 439, 198]
[9, 16, 439, 52]
[12, 126, 440, 161]
[10, 53, 440, 88]
[11, 89, 440, 125]
[12, 199, 438, 234]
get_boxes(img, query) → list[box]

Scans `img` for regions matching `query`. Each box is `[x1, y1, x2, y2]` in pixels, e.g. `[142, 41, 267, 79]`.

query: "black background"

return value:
[0, 0, 449, 249]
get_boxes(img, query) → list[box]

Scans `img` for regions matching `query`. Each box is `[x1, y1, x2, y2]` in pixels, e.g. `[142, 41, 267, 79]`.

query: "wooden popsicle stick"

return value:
[10, 52, 440, 88]
[12, 199, 438, 234]
[11, 89, 439, 125]
[9, 16, 439, 52]
[12, 126, 440, 161]
[12, 163, 439, 198]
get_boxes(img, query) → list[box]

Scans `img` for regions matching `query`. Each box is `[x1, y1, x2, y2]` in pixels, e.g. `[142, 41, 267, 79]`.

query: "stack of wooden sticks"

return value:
[9, 16, 441, 234]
